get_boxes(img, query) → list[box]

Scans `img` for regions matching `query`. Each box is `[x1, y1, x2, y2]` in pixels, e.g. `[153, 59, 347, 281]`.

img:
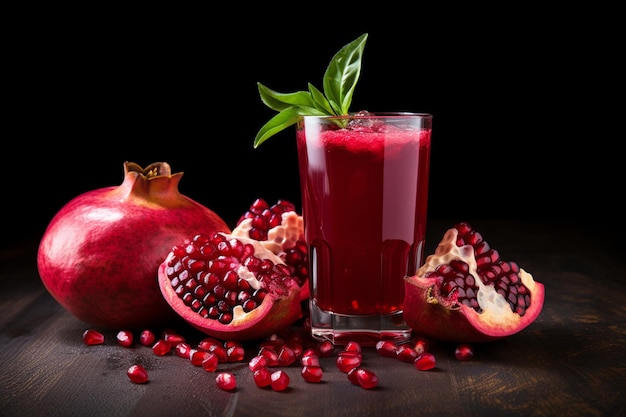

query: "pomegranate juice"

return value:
[297, 114, 432, 344]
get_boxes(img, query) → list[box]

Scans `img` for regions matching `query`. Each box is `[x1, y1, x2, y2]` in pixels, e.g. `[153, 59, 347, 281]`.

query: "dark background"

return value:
[5, 6, 622, 250]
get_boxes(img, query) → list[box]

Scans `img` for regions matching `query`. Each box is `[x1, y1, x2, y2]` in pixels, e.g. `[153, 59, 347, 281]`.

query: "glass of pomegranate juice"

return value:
[296, 112, 433, 345]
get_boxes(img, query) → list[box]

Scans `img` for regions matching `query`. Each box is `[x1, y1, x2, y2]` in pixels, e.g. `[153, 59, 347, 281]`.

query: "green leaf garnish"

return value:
[254, 33, 368, 148]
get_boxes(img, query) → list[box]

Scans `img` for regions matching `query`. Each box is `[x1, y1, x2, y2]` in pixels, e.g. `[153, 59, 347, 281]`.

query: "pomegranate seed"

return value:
[316, 340, 335, 357]
[197, 337, 222, 351]
[270, 370, 290, 391]
[301, 365, 323, 383]
[190, 349, 211, 366]
[258, 346, 279, 366]
[152, 339, 171, 356]
[396, 345, 419, 363]
[277, 346, 297, 366]
[347, 368, 378, 389]
[202, 353, 220, 372]
[175, 342, 193, 359]
[162, 329, 185, 344]
[127, 364, 149, 384]
[253, 368, 272, 387]
[375, 340, 398, 357]
[116, 330, 133, 347]
[82, 329, 104, 345]
[207, 344, 228, 362]
[139, 329, 155, 346]
[216, 372, 237, 391]
[414, 352, 437, 371]
[344, 341, 362, 354]
[336, 351, 362, 373]
[248, 355, 268, 372]
[300, 349, 320, 367]
[455, 344, 474, 361]
[226, 345, 246, 362]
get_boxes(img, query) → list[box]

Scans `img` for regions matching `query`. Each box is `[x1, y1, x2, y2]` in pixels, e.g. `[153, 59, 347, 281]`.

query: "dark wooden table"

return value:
[1, 219, 625, 417]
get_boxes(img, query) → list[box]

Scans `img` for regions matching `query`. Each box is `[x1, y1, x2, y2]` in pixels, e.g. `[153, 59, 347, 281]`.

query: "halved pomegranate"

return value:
[158, 232, 302, 341]
[403, 222, 545, 343]
[231, 199, 309, 301]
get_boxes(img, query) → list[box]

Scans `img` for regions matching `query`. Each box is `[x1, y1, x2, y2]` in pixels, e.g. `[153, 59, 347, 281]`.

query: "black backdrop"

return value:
[5, 7, 621, 250]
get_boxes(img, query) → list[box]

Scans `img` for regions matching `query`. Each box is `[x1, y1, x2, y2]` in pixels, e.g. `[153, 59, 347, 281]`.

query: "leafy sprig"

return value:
[254, 33, 368, 148]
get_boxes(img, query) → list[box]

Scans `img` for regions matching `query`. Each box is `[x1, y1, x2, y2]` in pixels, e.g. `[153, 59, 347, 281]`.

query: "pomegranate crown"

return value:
[253, 33, 368, 148]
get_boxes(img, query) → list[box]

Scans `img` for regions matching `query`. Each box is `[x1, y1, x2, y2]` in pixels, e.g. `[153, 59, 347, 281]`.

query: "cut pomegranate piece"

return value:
[404, 222, 545, 343]
[158, 232, 302, 341]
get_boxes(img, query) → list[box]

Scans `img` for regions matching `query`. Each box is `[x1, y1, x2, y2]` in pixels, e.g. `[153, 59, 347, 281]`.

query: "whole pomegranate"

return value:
[157, 232, 302, 341]
[403, 222, 545, 343]
[231, 198, 309, 301]
[37, 162, 231, 330]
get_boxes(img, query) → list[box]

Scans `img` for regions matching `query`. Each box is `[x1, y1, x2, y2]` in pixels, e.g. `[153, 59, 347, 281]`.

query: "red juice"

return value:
[297, 114, 432, 323]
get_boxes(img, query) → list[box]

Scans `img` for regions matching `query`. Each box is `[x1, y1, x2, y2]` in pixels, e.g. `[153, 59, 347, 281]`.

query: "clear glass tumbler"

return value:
[296, 112, 433, 345]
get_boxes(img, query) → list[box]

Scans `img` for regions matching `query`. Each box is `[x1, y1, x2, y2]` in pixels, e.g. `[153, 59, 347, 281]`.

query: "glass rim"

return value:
[302, 112, 432, 120]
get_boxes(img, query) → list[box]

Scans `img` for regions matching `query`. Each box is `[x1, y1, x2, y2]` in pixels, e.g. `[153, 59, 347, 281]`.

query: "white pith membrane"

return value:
[416, 227, 539, 329]
[231, 211, 304, 256]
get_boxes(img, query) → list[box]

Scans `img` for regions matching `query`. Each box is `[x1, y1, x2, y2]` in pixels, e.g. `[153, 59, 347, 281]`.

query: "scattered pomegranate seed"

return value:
[375, 340, 398, 357]
[344, 341, 362, 355]
[277, 346, 297, 366]
[248, 355, 268, 372]
[270, 370, 290, 391]
[162, 329, 185, 344]
[190, 349, 211, 366]
[207, 344, 228, 362]
[82, 329, 105, 345]
[198, 337, 222, 351]
[127, 364, 149, 384]
[455, 344, 474, 361]
[336, 351, 362, 373]
[116, 330, 134, 348]
[226, 345, 246, 362]
[139, 329, 155, 346]
[216, 372, 237, 391]
[414, 352, 437, 371]
[175, 342, 193, 359]
[151, 339, 171, 356]
[253, 368, 272, 388]
[396, 345, 419, 363]
[348, 368, 378, 389]
[300, 349, 320, 367]
[202, 353, 219, 372]
[316, 340, 335, 357]
[301, 365, 323, 383]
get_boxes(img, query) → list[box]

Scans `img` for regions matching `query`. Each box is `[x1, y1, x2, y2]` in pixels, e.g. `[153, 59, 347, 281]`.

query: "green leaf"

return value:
[254, 33, 368, 147]
[322, 33, 368, 116]
[258, 83, 316, 111]
[308, 83, 335, 115]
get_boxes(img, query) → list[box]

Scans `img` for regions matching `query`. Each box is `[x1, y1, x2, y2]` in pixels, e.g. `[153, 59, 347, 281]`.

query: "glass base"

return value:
[308, 299, 412, 346]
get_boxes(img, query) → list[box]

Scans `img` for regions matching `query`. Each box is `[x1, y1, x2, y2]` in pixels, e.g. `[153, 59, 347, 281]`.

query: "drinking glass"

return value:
[296, 112, 433, 345]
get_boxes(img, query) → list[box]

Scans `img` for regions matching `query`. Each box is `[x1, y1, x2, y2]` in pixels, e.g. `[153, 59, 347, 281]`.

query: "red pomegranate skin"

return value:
[37, 162, 231, 330]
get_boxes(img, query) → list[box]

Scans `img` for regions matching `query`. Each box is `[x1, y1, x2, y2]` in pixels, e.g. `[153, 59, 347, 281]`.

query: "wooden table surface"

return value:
[1, 219, 625, 417]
